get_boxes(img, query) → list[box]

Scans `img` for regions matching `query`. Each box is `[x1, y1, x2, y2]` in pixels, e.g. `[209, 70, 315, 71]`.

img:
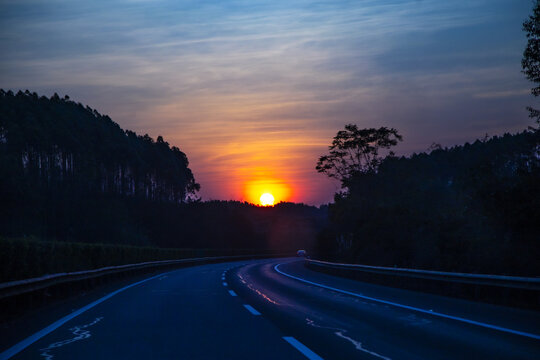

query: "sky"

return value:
[0, 0, 535, 205]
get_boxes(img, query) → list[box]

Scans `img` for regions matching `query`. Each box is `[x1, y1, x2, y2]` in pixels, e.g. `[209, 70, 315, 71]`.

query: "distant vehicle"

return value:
[296, 250, 306, 257]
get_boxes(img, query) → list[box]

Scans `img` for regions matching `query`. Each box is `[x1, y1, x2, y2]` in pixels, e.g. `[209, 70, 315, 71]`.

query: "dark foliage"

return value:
[317, 131, 540, 276]
[0, 237, 264, 282]
[522, 0, 540, 124]
[0, 90, 326, 261]
[0, 89, 199, 204]
[316, 124, 402, 184]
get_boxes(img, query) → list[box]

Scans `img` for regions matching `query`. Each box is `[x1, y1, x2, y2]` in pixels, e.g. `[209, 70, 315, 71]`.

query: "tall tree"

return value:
[522, 0, 540, 125]
[316, 130, 540, 275]
[316, 125, 402, 185]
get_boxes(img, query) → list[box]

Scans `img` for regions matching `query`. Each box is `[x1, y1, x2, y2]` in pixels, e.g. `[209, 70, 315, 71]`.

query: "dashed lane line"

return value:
[243, 304, 261, 316]
[283, 337, 323, 360]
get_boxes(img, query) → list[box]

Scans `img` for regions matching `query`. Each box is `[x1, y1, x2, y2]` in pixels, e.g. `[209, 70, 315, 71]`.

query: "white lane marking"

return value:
[0, 272, 169, 360]
[39, 317, 103, 360]
[243, 304, 261, 315]
[223, 282, 228, 286]
[228, 290, 237, 297]
[282, 336, 323, 360]
[274, 264, 540, 341]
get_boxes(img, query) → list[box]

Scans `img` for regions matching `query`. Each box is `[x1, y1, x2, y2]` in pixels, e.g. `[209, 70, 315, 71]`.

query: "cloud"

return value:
[0, 0, 534, 204]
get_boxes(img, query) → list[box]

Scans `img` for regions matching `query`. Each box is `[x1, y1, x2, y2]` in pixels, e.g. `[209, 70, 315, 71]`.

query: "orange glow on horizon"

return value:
[244, 179, 292, 206]
[149, 94, 337, 205]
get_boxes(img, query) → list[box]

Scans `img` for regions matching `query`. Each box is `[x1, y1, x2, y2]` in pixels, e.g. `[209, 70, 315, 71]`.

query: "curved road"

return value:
[1, 258, 539, 359]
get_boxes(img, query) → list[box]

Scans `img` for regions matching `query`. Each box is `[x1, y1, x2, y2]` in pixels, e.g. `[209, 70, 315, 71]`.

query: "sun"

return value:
[243, 179, 291, 205]
[260, 193, 275, 206]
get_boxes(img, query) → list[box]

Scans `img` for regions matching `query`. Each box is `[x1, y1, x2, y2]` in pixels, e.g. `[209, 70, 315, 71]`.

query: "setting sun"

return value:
[243, 179, 292, 205]
[260, 193, 275, 206]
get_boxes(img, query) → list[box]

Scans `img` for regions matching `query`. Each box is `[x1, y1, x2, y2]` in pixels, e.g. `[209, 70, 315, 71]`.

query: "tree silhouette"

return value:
[316, 124, 402, 184]
[522, 0, 540, 124]
[0, 89, 326, 255]
[316, 128, 540, 276]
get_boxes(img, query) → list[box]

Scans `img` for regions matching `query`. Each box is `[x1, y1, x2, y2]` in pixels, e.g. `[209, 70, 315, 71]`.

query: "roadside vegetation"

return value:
[315, 4, 540, 276]
[0, 237, 270, 283]
[315, 128, 539, 275]
[2, 3, 538, 281]
[0, 91, 325, 282]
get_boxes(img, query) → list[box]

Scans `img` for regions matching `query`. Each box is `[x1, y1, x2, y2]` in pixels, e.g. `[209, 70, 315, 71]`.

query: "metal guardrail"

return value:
[305, 259, 540, 290]
[0, 254, 288, 300]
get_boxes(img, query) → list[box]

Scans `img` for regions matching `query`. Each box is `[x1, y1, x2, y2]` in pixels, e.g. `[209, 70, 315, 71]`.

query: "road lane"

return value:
[275, 263, 540, 340]
[1, 259, 307, 360]
[230, 259, 540, 360]
[2, 257, 539, 359]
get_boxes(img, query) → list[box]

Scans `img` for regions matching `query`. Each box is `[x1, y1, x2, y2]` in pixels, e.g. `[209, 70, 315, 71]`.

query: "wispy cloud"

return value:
[0, 0, 534, 204]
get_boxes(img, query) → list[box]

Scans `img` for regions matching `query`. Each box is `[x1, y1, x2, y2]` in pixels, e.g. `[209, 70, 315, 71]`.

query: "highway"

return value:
[1, 258, 539, 359]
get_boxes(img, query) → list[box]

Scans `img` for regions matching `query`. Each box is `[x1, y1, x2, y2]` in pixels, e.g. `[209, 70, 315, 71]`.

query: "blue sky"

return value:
[0, 0, 535, 204]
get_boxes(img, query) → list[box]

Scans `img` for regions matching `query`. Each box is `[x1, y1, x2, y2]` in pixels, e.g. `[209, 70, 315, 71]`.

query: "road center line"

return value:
[0, 272, 169, 360]
[228, 290, 237, 297]
[274, 264, 540, 341]
[243, 304, 261, 315]
[283, 336, 323, 360]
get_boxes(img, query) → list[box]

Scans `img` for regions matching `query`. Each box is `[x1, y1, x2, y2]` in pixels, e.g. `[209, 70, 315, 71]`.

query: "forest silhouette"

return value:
[314, 6, 540, 277]
[316, 125, 539, 276]
[0, 88, 538, 280]
[0, 90, 325, 280]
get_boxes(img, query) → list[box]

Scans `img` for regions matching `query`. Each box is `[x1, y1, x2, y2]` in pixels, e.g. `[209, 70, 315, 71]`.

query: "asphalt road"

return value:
[1, 258, 539, 359]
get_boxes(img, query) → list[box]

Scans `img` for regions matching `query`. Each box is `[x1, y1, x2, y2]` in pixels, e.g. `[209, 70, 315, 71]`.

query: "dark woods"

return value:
[1, 89, 538, 280]
[0, 90, 324, 255]
[0, 89, 199, 204]
[0, 89, 196, 245]
[317, 127, 540, 276]
[315, 4, 540, 277]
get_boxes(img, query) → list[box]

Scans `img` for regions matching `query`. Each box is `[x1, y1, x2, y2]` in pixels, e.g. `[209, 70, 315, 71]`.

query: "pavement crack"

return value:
[334, 331, 392, 360]
[306, 317, 391, 360]
[39, 317, 104, 360]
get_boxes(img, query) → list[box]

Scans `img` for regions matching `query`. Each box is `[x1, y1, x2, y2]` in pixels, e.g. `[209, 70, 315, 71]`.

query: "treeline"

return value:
[95, 198, 325, 251]
[0, 89, 199, 206]
[0, 237, 264, 282]
[0, 90, 325, 265]
[0, 199, 324, 282]
[317, 130, 540, 276]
